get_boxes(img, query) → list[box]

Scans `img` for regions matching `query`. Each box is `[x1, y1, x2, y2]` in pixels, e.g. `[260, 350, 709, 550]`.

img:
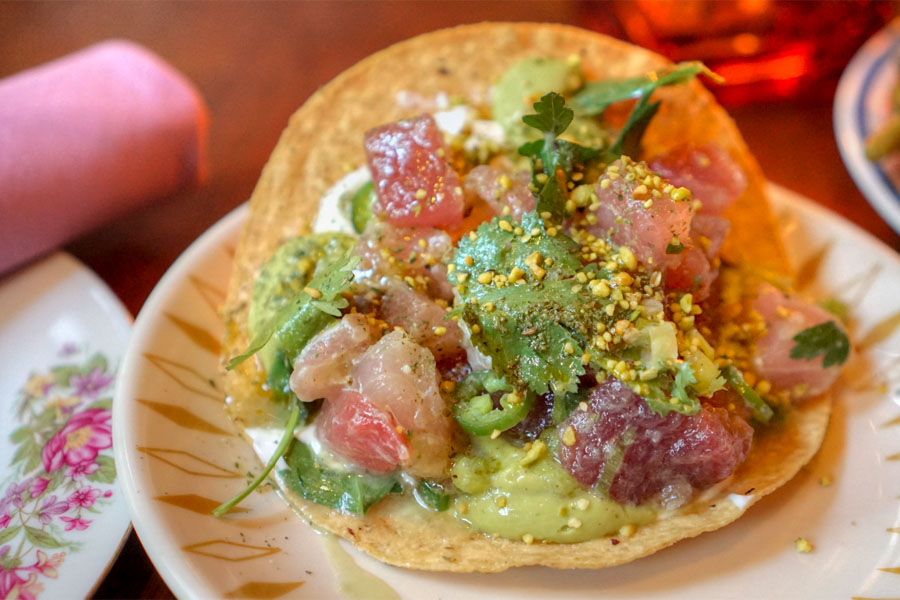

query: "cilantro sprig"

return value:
[228, 252, 359, 369]
[790, 321, 851, 368]
[572, 61, 721, 159]
[213, 399, 302, 517]
[518, 92, 595, 221]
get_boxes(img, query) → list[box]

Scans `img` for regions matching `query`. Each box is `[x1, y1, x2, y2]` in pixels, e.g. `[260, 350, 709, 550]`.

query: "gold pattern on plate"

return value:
[137, 446, 242, 478]
[877, 566, 900, 574]
[182, 539, 280, 561]
[223, 581, 304, 599]
[859, 309, 900, 353]
[165, 312, 221, 355]
[137, 398, 229, 435]
[189, 274, 225, 315]
[795, 241, 831, 292]
[887, 453, 900, 462]
[143, 352, 220, 401]
[154, 494, 248, 515]
[888, 527, 900, 534]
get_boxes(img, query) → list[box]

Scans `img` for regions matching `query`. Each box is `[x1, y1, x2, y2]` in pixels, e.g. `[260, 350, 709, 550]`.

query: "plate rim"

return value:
[834, 18, 900, 236]
[0, 250, 135, 598]
[113, 188, 900, 598]
[112, 204, 247, 600]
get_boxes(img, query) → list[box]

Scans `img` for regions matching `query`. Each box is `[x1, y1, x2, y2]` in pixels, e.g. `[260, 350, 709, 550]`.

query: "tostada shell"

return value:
[220, 22, 829, 572]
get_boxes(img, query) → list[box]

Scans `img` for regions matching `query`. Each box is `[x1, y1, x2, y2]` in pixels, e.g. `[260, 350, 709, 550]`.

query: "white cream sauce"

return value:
[311, 166, 368, 235]
[727, 493, 755, 511]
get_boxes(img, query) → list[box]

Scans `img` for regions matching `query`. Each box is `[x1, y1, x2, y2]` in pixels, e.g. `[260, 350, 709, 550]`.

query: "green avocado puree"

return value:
[451, 433, 656, 543]
[491, 57, 606, 148]
[248, 232, 356, 370]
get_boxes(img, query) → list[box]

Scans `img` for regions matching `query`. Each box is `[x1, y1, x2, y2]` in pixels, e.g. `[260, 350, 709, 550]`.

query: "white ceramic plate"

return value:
[115, 188, 900, 600]
[835, 19, 900, 235]
[0, 253, 133, 599]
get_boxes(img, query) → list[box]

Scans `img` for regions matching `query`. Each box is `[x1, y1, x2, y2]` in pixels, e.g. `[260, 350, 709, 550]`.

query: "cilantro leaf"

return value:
[518, 93, 603, 221]
[461, 284, 587, 396]
[228, 253, 359, 369]
[572, 61, 719, 116]
[453, 211, 582, 290]
[641, 363, 702, 417]
[213, 399, 302, 516]
[521, 92, 574, 137]
[790, 321, 850, 368]
[572, 61, 720, 160]
[415, 480, 451, 512]
[672, 362, 698, 406]
[280, 440, 401, 515]
[666, 241, 685, 255]
[611, 99, 660, 158]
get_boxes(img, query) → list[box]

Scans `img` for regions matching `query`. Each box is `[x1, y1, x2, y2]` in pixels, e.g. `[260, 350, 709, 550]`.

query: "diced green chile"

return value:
[723, 365, 774, 424]
[350, 181, 375, 233]
[453, 371, 534, 436]
[415, 480, 451, 512]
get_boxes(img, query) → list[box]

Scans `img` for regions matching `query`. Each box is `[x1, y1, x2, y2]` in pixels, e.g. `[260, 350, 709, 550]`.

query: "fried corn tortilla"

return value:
[221, 23, 830, 572]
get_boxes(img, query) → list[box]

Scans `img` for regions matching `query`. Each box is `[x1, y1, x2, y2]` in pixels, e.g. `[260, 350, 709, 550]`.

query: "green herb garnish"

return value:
[415, 480, 451, 512]
[280, 440, 401, 514]
[228, 253, 358, 369]
[666, 241, 685, 255]
[517, 93, 601, 221]
[572, 61, 721, 158]
[790, 321, 851, 368]
[213, 400, 302, 517]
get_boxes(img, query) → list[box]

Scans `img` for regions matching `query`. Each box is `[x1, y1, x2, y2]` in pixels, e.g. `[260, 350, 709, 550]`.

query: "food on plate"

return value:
[866, 58, 900, 160]
[219, 23, 849, 572]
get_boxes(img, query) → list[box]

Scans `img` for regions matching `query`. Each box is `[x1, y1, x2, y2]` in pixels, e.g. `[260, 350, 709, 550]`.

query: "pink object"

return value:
[364, 113, 465, 228]
[0, 40, 209, 274]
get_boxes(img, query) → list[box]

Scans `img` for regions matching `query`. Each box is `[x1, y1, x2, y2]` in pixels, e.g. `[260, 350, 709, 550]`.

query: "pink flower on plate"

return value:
[68, 487, 101, 509]
[41, 409, 112, 473]
[67, 461, 100, 480]
[31, 550, 65, 578]
[29, 477, 49, 499]
[36, 496, 68, 525]
[60, 516, 91, 531]
[0, 514, 9, 529]
[70, 368, 113, 398]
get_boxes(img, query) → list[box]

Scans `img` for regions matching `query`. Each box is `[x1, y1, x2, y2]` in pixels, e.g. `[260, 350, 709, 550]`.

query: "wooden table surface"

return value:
[1, 2, 898, 598]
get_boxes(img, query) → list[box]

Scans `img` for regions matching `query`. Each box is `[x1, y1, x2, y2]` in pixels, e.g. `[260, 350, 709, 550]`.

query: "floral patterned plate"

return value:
[116, 188, 900, 600]
[0, 253, 132, 599]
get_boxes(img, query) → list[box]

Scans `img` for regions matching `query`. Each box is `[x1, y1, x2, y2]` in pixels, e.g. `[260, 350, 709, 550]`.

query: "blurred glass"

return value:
[580, 0, 896, 105]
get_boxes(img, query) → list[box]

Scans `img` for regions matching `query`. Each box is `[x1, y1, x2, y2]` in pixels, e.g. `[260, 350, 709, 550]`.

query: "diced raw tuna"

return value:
[289, 313, 377, 402]
[589, 158, 693, 271]
[380, 279, 465, 366]
[665, 246, 714, 301]
[691, 214, 730, 259]
[649, 145, 746, 216]
[364, 114, 465, 228]
[317, 389, 410, 473]
[463, 165, 536, 220]
[558, 377, 752, 506]
[664, 213, 730, 302]
[353, 221, 454, 301]
[752, 284, 846, 399]
[353, 331, 456, 478]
